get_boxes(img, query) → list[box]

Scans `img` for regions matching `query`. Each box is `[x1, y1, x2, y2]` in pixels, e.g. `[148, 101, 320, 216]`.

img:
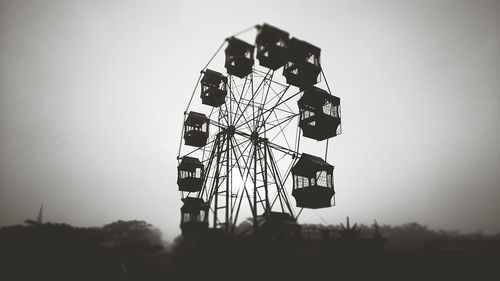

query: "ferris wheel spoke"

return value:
[252, 67, 270, 77]
[265, 101, 296, 115]
[261, 113, 299, 139]
[260, 71, 274, 107]
[181, 138, 216, 158]
[234, 85, 297, 132]
[263, 139, 297, 157]
[269, 110, 295, 150]
[231, 75, 252, 123]
[258, 87, 299, 131]
[228, 84, 253, 132]
[237, 111, 258, 130]
[252, 69, 288, 88]
[207, 118, 229, 130]
[230, 75, 248, 105]
[268, 122, 296, 152]
[273, 150, 289, 165]
[260, 83, 288, 106]
[265, 81, 295, 114]
[220, 102, 231, 125]
[232, 80, 259, 130]
[265, 114, 296, 126]
[228, 76, 248, 128]
[233, 69, 271, 126]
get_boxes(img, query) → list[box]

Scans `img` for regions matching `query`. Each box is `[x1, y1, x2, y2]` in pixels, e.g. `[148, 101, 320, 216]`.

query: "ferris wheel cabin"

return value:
[177, 157, 204, 192]
[184, 112, 209, 147]
[200, 69, 227, 107]
[291, 153, 335, 209]
[298, 86, 341, 141]
[255, 24, 290, 70]
[283, 38, 321, 89]
[224, 37, 255, 78]
[180, 197, 209, 237]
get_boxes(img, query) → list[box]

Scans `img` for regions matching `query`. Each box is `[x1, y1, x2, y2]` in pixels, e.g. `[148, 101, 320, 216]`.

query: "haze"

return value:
[1, 0, 499, 240]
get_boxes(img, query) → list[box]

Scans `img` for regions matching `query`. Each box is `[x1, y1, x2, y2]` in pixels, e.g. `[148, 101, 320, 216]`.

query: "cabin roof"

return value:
[201, 69, 227, 85]
[178, 156, 203, 170]
[298, 86, 340, 107]
[225, 37, 254, 53]
[256, 23, 289, 44]
[289, 37, 321, 56]
[291, 153, 333, 176]
[185, 111, 208, 124]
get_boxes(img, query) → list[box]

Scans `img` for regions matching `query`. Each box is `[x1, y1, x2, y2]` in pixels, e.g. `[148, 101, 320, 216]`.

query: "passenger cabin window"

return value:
[322, 102, 339, 117]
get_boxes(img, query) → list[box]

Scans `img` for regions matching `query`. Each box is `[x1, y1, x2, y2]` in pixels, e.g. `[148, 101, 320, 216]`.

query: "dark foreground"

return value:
[1, 222, 499, 281]
[172, 235, 500, 281]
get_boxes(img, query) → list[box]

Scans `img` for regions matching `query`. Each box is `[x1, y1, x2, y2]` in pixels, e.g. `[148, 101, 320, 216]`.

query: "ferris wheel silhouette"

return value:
[176, 23, 342, 238]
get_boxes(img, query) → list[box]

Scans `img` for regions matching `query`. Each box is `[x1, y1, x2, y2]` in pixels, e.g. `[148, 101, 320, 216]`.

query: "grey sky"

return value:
[1, 0, 499, 240]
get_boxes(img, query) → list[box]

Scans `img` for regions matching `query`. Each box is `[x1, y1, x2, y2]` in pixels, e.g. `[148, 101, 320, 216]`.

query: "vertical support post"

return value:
[253, 140, 258, 234]
[213, 135, 221, 228]
[264, 141, 269, 212]
[228, 76, 231, 125]
[225, 131, 230, 233]
[325, 138, 329, 161]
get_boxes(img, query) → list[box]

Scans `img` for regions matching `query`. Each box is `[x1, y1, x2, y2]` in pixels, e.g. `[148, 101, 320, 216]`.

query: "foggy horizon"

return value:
[1, 0, 499, 241]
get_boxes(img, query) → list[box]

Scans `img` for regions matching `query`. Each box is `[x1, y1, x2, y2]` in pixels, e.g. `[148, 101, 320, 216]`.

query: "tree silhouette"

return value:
[338, 216, 361, 239]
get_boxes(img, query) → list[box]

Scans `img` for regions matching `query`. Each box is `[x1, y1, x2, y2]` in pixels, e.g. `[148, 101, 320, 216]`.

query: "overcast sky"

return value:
[1, 0, 499, 240]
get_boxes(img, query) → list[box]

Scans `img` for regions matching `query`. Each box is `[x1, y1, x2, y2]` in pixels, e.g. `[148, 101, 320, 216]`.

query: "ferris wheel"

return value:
[176, 23, 342, 238]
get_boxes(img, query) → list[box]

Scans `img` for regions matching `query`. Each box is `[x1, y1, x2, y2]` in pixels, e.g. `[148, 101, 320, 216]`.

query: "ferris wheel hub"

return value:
[226, 125, 236, 137]
[250, 131, 259, 142]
